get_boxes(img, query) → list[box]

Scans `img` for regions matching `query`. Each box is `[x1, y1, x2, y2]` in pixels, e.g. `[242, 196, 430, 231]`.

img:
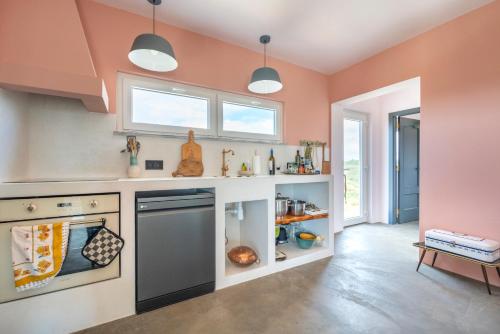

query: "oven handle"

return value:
[8, 217, 106, 232]
[69, 218, 106, 227]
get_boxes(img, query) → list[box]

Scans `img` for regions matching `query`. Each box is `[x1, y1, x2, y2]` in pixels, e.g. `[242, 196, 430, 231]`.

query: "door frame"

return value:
[331, 77, 421, 233]
[388, 108, 420, 224]
[343, 110, 370, 226]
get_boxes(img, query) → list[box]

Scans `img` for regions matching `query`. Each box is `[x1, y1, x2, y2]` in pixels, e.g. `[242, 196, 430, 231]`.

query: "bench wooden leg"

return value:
[416, 249, 426, 272]
[481, 265, 492, 295]
[431, 252, 438, 267]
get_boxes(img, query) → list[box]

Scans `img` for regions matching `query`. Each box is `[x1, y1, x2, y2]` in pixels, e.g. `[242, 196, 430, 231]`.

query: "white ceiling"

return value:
[94, 0, 492, 74]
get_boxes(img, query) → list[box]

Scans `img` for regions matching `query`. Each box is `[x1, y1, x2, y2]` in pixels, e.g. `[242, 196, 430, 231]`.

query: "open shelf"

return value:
[225, 240, 267, 277]
[225, 200, 269, 277]
[276, 213, 328, 225]
[276, 242, 329, 262]
[274, 182, 330, 265]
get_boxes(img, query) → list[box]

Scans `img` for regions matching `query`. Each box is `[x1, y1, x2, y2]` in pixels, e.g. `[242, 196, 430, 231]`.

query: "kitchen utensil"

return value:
[123, 136, 141, 178]
[321, 143, 331, 175]
[172, 130, 204, 177]
[82, 227, 124, 267]
[275, 193, 289, 218]
[295, 231, 316, 249]
[276, 226, 288, 245]
[288, 223, 300, 242]
[227, 246, 260, 267]
[238, 170, 254, 177]
[289, 200, 306, 216]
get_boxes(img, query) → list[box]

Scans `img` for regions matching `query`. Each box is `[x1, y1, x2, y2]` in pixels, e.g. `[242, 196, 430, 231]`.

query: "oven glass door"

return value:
[59, 222, 104, 276]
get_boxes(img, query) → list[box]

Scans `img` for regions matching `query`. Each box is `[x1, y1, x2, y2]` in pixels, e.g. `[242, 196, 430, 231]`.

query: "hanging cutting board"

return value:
[321, 143, 331, 175]
[172, 130, 204, 177]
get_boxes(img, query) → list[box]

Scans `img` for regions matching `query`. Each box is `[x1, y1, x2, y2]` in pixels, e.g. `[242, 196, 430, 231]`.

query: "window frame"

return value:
[117, 73, 283, 143]
[217, 92, 283, 142]
[119, 73, 217, 137]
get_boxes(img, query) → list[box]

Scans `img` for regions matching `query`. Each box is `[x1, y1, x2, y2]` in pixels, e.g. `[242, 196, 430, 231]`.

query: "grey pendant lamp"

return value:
[248, 35, 282, 94]
[128, 0, 177, 72]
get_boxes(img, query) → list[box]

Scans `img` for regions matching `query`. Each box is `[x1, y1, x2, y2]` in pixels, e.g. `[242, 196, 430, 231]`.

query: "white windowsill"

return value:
[113, 129, 285, 145]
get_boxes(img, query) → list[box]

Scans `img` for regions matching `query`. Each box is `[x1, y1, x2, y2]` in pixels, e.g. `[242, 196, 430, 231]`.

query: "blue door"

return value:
[398, 117, 419, 223]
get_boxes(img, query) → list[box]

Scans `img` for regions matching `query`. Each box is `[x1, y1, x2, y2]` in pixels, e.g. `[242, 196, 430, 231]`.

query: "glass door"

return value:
[343, 111, 368, 226]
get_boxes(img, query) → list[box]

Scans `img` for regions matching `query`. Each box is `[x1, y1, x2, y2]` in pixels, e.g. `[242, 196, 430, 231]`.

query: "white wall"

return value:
[0, 89, 29, 182]
[348, 87, 420, 223]
[2, 92, 327, 182]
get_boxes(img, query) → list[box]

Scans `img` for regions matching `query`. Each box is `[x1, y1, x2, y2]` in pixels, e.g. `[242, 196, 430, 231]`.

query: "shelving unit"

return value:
[216, 175, 332, 290]
[224, 200, 269, 277]
[274, 181, 330, 266]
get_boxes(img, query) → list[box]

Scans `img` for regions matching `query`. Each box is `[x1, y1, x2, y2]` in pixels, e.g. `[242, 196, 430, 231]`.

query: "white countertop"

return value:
[118, 173, 329, 182]
[1, 173, 330, 185]
[0, 173, 331, 199]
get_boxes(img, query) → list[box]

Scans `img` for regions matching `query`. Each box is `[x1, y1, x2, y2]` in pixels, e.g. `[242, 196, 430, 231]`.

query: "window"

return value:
[218, 93, 282, 141]
[119, 74, 216, 136]
[118, 73, 283, 142]
[131, 88, 208, 129]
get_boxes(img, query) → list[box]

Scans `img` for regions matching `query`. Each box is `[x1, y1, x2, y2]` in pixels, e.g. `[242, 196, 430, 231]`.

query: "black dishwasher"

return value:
[135, 189, 215, 313]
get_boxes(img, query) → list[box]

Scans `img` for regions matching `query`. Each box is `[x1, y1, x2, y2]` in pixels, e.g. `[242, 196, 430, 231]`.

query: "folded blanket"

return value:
[11, 222, 69, 291]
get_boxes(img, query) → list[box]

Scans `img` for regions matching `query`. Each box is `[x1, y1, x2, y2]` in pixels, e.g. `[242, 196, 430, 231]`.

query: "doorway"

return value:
[389, 109, 420, 224]
[331, 77, 420, 233]
[343, 110, 368, 226]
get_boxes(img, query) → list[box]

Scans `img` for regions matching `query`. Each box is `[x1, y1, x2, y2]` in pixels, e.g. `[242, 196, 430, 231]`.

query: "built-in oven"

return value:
[0, 193, 120, 303]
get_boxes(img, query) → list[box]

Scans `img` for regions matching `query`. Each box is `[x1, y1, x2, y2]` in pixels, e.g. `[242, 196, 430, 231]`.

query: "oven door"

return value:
[0, 213, 120, 303]
[59, 220, 106, 276]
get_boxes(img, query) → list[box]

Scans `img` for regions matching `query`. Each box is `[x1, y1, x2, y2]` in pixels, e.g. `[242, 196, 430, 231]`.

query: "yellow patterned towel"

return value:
[11, 222, 69, 291]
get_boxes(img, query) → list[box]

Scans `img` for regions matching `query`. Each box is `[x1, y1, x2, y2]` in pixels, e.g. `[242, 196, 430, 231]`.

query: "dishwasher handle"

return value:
[137, 197, 214, 212]
[137, 205, 215, 220]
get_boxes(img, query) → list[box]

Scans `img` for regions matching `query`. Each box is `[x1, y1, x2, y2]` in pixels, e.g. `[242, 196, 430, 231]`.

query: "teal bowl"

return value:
[295, 232, 316, 249]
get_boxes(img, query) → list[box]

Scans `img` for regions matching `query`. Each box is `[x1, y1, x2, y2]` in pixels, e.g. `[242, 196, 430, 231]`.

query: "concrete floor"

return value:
[79, 222, 500, 334]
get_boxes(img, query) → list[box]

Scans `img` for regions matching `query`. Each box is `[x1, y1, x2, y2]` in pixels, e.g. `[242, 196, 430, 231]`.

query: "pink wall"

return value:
[76, 1, 330, 145]
[0, 0, 108, 112]
[329, 1, 500, 285]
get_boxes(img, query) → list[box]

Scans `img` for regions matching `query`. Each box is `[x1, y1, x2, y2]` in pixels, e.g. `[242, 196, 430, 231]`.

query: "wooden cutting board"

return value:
[172, 130, 204, 177]
[321, 143, 331, 175]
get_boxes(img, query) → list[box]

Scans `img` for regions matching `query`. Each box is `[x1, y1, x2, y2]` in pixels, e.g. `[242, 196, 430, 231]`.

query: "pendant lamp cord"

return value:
[264, 43, 267, 67]
[153, 3, 156, 34]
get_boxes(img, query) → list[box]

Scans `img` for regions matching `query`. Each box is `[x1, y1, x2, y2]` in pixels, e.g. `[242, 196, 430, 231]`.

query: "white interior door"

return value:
[343, 111, 369, 226]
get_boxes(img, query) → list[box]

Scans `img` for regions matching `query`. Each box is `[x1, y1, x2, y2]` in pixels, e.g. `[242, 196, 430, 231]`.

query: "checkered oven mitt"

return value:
[82, 227, 124, 267]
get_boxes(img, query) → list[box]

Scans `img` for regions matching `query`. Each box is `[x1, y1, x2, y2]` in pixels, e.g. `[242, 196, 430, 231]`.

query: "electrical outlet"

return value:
[145, 160, 163, 170]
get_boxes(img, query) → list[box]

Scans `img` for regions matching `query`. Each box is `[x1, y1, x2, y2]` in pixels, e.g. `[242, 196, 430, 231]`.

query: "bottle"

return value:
[268, 149, 276, 175]
[299, 157, 305, 174]
[295, 150, 301, 165]
[298, 164, 305, 174]
[252, 150, 261, 175]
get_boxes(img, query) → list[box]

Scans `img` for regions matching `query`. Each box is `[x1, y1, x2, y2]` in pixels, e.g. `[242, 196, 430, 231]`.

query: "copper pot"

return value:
[227, 246, 260, 267]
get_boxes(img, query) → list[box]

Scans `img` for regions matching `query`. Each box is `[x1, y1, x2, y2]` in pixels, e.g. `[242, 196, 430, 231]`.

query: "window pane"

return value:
[132, 87, 208, 129]
[344, 119, 362, 219]
[222, 102, 275, 135]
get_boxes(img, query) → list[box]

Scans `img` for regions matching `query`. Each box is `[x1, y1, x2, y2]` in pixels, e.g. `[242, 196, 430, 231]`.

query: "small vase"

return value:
[128, 155, 141, 178]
